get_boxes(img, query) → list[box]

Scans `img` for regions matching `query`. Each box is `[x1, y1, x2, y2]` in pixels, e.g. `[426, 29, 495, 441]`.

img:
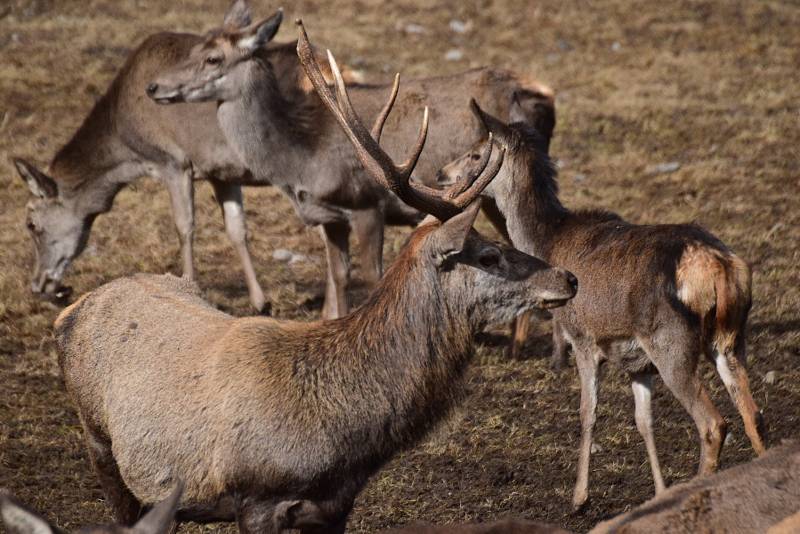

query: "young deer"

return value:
[0, 483, 182, 534]
[435, 101, 766, 508]
[12, 0, 393, 314]
[146, 6, 555, 319]
[54, 32, 576, 534]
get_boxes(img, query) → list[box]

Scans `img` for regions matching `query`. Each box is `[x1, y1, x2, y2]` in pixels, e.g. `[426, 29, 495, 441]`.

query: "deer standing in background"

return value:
[54, 31, 576, 534]
[0, 483, 182, 534]
[147, 4, 555, 319]
[435, 101, 766, 508]
[12, 0, 395, 314]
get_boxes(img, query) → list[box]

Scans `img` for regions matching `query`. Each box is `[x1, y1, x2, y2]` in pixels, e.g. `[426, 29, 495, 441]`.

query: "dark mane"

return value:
[510, 121, 567, 218]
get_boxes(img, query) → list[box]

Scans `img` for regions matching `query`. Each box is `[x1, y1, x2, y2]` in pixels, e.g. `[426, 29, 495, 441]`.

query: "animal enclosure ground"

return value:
[0, 0, 798, 532]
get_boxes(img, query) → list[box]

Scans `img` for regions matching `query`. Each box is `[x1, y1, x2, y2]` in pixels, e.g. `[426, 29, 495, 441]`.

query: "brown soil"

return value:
[1, 1, 798, 533]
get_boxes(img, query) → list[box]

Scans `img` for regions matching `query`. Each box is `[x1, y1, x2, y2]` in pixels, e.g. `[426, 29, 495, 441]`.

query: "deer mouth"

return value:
[539, 297, 571, 309]
[152, 93, 184, 105]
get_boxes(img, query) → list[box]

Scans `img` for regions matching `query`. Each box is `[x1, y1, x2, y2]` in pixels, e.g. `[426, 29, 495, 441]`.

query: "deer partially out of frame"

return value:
[11, 0, 393, 314]
[590, 441, 800, 533]
[435, 101, 766, 508]
[146, 4, 555, 319]
[0, 484, 182, 534]
[54, 29, 577, 534]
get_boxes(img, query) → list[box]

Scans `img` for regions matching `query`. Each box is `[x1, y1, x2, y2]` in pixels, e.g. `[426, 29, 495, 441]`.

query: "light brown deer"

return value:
[434, 101, 766, 509]
[590, 441, 800, 533]
[146, 6, 555, 319]
[11, 0, 390, 314]
[54, 32, 577, 534]
[0, 483, 182, 534]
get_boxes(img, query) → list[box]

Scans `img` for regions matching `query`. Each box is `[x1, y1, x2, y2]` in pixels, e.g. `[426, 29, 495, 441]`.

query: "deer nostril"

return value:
[146, 83, 159, 96]
[567, 272, 578, 291]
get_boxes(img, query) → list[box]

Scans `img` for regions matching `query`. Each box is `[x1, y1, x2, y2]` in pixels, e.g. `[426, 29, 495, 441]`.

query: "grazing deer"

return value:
[11, 0, 379, 314]
[54, 32, 576, 534]
[434, 101, 766, 508]
[146, 5, 555, 319]
[0, 483, 182, 534]
[590, 441, 800, 533]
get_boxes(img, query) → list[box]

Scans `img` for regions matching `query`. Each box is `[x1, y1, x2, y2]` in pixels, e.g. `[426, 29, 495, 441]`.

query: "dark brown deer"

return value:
[146, 7, 555, 319]
[0, 483, 182, 534]
[434, 101, 766, 508]
[11, 0, 384, 315]
[54, 33, 576, 534]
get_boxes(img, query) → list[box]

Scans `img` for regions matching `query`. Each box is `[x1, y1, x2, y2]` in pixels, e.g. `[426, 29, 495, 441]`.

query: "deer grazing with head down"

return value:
[146, 4, 555, 319]
[54, 27, 576, 534]
[0, 484, 182, 534]
[11, 0, 398, 315]
[434, 100, 766, 508]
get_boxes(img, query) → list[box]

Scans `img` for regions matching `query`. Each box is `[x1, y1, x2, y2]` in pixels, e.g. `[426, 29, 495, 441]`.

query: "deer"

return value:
[145, 4, 556, 319]
[590, 440, 800, 533]
[433, 100, 767, 509]
[53, 28, 577, 534]
[0, 483, 182, 534]
[11, 0, 401, 315]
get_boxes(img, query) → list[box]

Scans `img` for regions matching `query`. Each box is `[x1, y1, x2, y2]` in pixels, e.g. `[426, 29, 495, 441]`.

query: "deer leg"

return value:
[211, 181, 268, 315]
[642, 333, 727, 476]
[507, 312, 532, 359]
[350, 208, 384, 288]
[165, 165, 195, 280]
[551, 320, 570, 370]
[572, 345, 600, 509]
[319, 221, 351, 320]
[713, 344, 766, 455]
[631, 372, 666, 495]
[81, 420, 142, 525]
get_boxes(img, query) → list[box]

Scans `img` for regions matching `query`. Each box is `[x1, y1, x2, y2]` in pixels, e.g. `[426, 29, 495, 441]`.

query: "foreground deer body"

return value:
[12, 0, 380, 314]
[0, 484, 182, 534]
[590, 441, 800, 533]
[436, 101, 766, 508]
[56, 31, 576, 533]
[147, 6, 554, 319]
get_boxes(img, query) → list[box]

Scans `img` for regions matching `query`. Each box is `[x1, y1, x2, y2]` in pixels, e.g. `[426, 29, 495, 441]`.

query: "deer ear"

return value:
[430, 200, 482, 264]
[12, 158, 57, 199]
[470, 99, 514, 148]
[223, 0, 252, 29]
[0, 492, 59, 534]
[131, 482, 182, 534]
[273, 500, 327, 530]
[236, 9, 283, 52]
[509, 89, 556, 149]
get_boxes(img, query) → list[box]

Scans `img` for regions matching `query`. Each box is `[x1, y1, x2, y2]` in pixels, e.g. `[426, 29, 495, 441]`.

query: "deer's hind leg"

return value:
[630, 372, 666, 494]
[80, 418, 142, 525]
[320, 221, 351, 320]
[351, 207, 384, 289]
[164, 164, 196, 282]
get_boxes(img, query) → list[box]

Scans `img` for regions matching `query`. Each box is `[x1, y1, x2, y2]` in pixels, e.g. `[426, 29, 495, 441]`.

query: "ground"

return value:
[0, 0, 798, 532]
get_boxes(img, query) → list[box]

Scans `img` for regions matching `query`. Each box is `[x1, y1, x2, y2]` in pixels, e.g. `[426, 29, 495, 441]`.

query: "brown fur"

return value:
[590, 441, 800, 533]
[56, 208, 576, 533]
[436, 104, 766, 508]
[383, 519, 572, 534]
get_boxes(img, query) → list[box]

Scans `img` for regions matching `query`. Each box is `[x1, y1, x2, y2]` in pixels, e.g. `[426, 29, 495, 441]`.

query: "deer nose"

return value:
[146, 83, 159, 96]
[566, 271, 578, 292]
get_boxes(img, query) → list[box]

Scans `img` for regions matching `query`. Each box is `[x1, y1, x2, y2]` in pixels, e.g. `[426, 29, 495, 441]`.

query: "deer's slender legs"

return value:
[572, 342, 601, 509]
[713, 344, 766, 455]
[81, 420, 142, 525]
[320, 221, 351, 320]
[641, 331, 727, 476]
[351, 208, 384, 288]
[164, 165, 195, 281]
[551, 320, 570, 370]
[507, 312, 532, 359]
[211, 181, 268, 314]
[631, 372, 666, 494]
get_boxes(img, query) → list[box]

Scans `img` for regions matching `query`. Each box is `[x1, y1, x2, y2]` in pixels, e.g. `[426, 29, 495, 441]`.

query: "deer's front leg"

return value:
[320, 221, 351, 320]
[351, 208, 384, 288]
[211, 180, 268, 314]
[573, 343, 601, 510]
[164, 164, 195, 281]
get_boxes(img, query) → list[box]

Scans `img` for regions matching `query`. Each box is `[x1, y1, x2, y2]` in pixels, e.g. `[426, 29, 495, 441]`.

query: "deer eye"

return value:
[205, 56, 222, 66]
[470, 153, 482, 161]
[478, 251, 501, 268]
[26, 220, 36, 232]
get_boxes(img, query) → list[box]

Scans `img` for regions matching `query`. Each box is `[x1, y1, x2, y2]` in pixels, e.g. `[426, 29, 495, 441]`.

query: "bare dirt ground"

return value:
[1, 0, 798, 532]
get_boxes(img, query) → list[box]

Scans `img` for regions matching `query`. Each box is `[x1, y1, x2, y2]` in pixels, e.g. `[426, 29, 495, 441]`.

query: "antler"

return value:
[296, 20, 505, 221]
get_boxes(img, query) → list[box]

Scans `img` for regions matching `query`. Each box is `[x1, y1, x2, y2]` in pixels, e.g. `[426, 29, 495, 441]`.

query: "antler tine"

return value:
[443, 133, 495, 200]
[452, 144, 505, 208]
[371, 73, 399, 142]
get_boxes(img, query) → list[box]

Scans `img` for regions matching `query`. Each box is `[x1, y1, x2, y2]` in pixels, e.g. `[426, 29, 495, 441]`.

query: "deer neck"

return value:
[493, 154, 568, 260]
[216, 58, 317, 185]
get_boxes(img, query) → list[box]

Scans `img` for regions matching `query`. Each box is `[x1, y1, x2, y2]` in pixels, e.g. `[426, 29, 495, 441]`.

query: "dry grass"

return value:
[1, 0, 799, 532]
